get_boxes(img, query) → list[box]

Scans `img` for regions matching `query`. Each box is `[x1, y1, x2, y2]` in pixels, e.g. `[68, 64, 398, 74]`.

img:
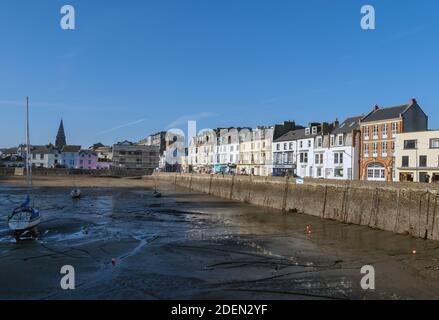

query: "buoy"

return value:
[412, 250, 417, 255]
[112, 258, 116, 265]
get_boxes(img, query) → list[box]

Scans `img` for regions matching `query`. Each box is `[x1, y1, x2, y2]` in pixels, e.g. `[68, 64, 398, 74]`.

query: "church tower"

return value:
[55, 119, 67, 149]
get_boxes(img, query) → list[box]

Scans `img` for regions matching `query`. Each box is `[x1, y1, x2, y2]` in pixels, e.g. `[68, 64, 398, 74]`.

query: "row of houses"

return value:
[1, 120, 160, 173]
[184, 98, 439, 183]
[0, 142, 160, 172]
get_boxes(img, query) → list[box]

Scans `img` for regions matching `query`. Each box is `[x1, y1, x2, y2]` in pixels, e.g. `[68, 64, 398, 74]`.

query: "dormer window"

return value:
[312, 127, 317, 135]
[305, 128, 310, 136]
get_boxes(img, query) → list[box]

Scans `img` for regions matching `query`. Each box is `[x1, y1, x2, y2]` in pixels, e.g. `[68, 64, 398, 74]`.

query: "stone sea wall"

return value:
[153, 173, 439, 241]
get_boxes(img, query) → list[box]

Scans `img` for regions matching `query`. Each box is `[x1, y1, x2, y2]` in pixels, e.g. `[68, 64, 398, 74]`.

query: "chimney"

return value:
[374, 105, 379, 111]
[333, 118, 340, 128]
[410, 98, 417, 106]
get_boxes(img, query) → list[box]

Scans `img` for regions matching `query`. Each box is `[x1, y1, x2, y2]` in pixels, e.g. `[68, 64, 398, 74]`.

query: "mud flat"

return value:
[0, 177, 439, 299]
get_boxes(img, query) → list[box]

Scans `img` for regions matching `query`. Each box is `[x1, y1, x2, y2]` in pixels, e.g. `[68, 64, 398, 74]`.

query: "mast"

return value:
[26, 97, 32, 191]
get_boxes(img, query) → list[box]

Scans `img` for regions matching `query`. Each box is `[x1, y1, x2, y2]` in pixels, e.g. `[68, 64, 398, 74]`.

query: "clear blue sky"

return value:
[1, 0, 439, 147]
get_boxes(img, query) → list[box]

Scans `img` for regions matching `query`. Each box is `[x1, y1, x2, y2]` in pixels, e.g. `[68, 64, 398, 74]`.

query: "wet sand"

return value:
[0, 176, 439, 299]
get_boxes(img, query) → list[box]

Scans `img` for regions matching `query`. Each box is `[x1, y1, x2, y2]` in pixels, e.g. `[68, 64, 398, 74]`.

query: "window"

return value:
[305, 128, 310, 135]
[402, 156, 409, 167]
[316, 137, 322, 148]
[382, 124, 388, 137]
[373, 125, 378, 138]
[315, 153, 323, 165]
[300, 152, 308, 163]
[276, 144, 280, 151]
[373, 143, 378, 154]
[312, 127, 318, 135]
[308, 140, 311, 148]
[430, 139, 439, 149]
[366, 163, 386, 181]
[364, 144, 369, 155]
[337, 135, 343, 146]
[300, 141, 303, 148]
[40, 154, 44, 160]
[317, 167, 322, 177]
[334, 152, 343, 165]
[420, 155, 427, 168]
[392, 123, 398, 136]
[364, 127, 369, 139]
[382, 142, 388, 155]
[404, 140, 417, 149]
[334, 168, 344, 178]
[330, 135, 335, 146]
[284, 143, 287, 150]
[289, 142, 294, 149]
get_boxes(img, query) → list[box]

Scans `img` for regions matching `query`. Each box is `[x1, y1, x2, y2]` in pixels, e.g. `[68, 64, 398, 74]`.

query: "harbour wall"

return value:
[0, 167, 151, 177]
[153, 173, 439, 241]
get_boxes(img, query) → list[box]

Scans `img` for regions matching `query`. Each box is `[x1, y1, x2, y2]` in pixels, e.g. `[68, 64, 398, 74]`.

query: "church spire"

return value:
[55, 119, 67, 149]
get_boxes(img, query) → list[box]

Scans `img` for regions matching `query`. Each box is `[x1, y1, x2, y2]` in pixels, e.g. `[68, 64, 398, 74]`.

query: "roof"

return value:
[361, 99, 418, 123]
[61, 145, 81, 153]
[78, 150, 98, 156]
[2, 155, 24, 162]
[31, 145, 58, 154]
[2, 147, 18, 154]
[332, 115, 363, 134]
[274, 128, 307, 142]
[115, 140, 134, 146]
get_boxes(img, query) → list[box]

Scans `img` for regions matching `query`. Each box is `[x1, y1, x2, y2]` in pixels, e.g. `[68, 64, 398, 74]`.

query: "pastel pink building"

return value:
[75, 150, 98, 170]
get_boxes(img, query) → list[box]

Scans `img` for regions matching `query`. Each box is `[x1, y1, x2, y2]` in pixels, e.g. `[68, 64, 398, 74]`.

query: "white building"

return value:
[188, 129, 219, 173]
[326, 116, 362, 180]
[30, 145, 61, 168]
[273, 122, 340, 179]
[214, 128, 248, 174]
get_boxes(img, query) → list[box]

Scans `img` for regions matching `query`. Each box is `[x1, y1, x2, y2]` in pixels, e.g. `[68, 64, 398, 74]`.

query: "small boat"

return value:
[8, 97, 41, 241]
[153, 190, 162, 198]
[8, 196, 41, 240]
[71, 188, 81, 199]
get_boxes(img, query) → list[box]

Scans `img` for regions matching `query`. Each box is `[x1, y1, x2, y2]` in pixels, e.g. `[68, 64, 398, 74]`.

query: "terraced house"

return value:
[359, 99, 428, 181]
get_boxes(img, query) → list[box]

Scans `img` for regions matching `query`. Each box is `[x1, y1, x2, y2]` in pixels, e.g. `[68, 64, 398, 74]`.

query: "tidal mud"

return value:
[0, 182, 438, 300]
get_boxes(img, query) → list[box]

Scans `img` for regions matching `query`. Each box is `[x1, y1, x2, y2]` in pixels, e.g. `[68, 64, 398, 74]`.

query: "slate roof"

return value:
[274, 128, 309, 143]
[31, 145, 58, 154]
[62, 145, 81, 153]
[361, 103, 412, 123]
[332, 115, 363, 134]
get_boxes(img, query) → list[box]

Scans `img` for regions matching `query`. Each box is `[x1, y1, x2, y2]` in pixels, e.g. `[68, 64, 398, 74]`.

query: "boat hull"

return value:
[8, 209, 41, 231]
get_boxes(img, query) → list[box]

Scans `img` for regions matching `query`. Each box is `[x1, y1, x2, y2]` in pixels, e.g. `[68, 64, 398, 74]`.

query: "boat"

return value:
[71, 188, 81, 199]
[152, 190, 162, 198]
[8, 97, 41, 241]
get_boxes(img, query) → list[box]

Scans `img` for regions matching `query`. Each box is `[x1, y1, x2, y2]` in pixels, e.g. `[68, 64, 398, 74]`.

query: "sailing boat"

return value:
[8, 97, 41, 241]
[70, 187, 81, 199]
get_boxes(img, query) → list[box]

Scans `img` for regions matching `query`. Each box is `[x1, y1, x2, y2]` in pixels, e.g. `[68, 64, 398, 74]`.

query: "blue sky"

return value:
[1, 0, 439, 147]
